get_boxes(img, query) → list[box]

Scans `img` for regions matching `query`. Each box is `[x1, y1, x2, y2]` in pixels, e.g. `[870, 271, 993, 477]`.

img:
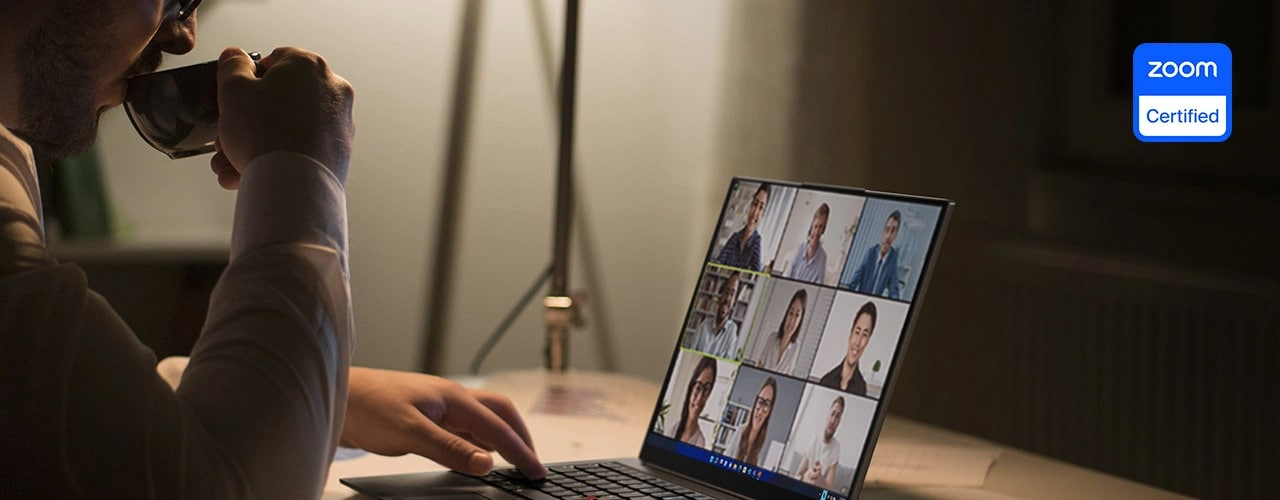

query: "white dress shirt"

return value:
[691, 316, 739, 359]
[0, 124, 353, 499]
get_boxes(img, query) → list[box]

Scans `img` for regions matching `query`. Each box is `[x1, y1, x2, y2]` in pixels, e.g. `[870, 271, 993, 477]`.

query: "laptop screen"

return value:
[640, 178, 951, 500]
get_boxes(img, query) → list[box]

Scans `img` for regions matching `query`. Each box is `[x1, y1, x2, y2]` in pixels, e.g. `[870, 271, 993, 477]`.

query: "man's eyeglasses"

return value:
[170, 0, 202, 21]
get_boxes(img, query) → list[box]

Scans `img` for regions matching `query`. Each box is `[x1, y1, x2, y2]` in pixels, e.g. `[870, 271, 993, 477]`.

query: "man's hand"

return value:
[212, 46, 355, 189]
[804, 461, 823, 484]
[342, 367, 547, 479]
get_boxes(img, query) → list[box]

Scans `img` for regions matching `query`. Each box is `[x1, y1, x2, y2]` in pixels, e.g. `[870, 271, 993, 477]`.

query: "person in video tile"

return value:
[756, 289, 807, 375]
[797, 396, 845, 489]
[733, 377, 777, 466]
[716, 184, 769, 271]
[668, 356, 717, 447]
[786, 203, 830, 283]
[819, 301, 876, 397]
[846, 211, 902, 299]
[690, 271, 740, 358]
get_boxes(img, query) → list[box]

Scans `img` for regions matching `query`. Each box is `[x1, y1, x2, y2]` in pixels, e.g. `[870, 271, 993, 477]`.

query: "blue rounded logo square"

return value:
[1132, 43, 1232, 142]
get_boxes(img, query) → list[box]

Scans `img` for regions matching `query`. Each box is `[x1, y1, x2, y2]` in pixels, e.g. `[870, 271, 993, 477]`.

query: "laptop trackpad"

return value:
[412, 494, 503, 500]
[340, 472, 517, 499]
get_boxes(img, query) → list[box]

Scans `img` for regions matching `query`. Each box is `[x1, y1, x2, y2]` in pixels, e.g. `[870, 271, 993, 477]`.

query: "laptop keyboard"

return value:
[481, 462, 719, 499]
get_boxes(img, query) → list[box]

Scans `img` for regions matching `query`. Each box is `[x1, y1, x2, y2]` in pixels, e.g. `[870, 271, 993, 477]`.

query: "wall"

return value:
[434, 0, 730, 378]
[714, 2, 1277, 499]
[93, 0, 731, 380]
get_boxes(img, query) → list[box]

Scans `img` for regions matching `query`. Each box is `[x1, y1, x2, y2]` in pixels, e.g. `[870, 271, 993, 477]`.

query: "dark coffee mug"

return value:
[123, 52, 260, 159]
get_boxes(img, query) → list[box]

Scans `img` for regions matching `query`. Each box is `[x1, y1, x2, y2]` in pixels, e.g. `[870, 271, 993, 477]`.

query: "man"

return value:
[796, 396, 844, 489]
[786, 203, 829, 283]
[690, 271, 740, 358]
[818, 301, 876, 397]
[845, 210, 901, 299]
[0, 1, 543, 497]
[716, 183, 769, 271]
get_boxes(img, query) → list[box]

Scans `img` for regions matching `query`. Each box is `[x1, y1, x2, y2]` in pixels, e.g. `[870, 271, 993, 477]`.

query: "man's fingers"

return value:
[405, 413, 495, 476]
[255, 46, 323, 77]
[255, 46, 294, 70]
[450, 431, 497, 452]
[210, 150, 239, 190]
[444, 395, 547, 479]
[217, 47, 257, 87]
[470, 389, 537, 452]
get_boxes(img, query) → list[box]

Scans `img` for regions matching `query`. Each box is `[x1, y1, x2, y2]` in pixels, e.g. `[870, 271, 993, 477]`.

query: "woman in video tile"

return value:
[716, 184, 769, 271]
[756, 288, 807, 374]
[733, 377, 777, 466]
[669, 356, 717, 447]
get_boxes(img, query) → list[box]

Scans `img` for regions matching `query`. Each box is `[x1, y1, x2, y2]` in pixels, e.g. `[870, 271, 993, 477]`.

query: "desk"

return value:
[325, 370, 1189, 500]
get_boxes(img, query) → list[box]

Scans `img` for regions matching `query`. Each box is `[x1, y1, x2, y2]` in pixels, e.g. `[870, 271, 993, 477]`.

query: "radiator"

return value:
[889, 239, 1280, 500]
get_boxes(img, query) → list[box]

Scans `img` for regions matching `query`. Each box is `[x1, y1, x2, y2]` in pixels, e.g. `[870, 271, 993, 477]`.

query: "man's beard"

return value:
[11, 2, 162, 159]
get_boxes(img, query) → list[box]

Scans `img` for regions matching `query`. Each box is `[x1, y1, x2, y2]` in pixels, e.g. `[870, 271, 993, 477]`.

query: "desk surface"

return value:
[325, 370, 1188, 500]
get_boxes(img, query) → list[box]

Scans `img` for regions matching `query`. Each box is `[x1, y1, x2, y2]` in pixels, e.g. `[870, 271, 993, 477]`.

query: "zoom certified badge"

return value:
[1133, 43, 1232, 142]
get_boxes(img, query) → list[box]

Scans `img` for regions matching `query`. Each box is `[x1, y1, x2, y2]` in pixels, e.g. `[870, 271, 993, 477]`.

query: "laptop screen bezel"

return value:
[639, 176, 954, 500]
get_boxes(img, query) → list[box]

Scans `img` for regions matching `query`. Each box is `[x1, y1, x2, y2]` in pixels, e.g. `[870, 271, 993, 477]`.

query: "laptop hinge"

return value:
[638, 459, 754, 500]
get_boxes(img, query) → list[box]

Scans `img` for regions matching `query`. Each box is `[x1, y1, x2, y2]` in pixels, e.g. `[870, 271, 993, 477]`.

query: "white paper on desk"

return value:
[865, 442, 1001, 488]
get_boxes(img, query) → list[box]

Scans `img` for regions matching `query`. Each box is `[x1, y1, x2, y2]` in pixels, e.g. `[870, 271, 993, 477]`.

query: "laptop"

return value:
[342, 178, 953, 499]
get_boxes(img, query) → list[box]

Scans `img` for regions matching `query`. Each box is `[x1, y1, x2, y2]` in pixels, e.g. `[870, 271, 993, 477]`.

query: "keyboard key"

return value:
[494, 469, 527, 480]
[483, 461, 710, 500]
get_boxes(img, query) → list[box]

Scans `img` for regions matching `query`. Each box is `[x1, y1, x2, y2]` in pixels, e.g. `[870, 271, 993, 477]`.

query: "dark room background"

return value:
[719, 2, 1278, 499]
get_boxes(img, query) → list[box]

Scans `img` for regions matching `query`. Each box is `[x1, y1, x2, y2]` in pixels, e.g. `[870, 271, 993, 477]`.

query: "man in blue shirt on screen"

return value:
[845, 211, 901, 299]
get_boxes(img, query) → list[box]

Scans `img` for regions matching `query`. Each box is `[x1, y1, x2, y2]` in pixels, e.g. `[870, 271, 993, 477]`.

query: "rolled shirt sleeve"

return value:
[0, 149, 354, 499]
[177, 151, 354, 498]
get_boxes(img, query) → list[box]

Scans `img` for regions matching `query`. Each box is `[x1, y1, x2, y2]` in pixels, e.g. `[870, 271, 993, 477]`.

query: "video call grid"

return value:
[664, 272, 913, 451]
[653, 181, 943, 492]
[705, 181, 940, 306]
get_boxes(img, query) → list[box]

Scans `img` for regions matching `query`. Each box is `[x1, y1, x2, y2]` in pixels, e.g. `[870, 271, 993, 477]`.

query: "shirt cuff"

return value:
[230, 152, 348, 274]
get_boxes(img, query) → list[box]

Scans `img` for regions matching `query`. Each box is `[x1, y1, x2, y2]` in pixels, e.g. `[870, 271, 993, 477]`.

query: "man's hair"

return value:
[720, 271, 740, 296]
[887, 210, 902, 226]
[812, 204, 831, 236]
[832, 395, 846, 412]
[853, 301, 878, 334]
[674, 356, 718, 441]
